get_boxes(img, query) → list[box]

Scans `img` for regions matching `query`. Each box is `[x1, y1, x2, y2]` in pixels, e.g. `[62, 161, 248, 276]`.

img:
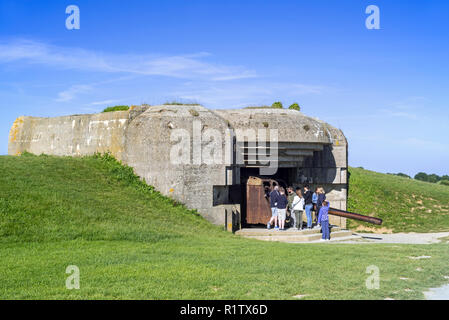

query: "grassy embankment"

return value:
[1, 154, 448, 299]
[347, 167, 449, 233]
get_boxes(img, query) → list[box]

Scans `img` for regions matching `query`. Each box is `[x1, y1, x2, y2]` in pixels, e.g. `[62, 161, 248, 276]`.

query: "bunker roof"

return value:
[214, 108, 343, 144]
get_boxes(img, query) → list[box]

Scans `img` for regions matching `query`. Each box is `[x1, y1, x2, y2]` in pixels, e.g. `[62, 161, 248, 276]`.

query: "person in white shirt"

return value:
[291, 187, 305, 230]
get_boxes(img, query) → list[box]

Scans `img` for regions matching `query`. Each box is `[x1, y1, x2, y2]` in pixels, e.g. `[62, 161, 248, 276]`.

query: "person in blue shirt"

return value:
[318, 200, 330, 241]
[316, 187, 326, 228]
[312, 187, 318, 224]
[267, 186, 280, 230]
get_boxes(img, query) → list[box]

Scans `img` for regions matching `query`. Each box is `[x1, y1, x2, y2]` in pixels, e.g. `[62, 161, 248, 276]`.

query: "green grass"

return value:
[102, 105, 130, 113]
[1, 154, 448, 299]
[437, 236, 449, 243]
[348, 167, 449, 233]
[163, 101, 201, 106]
[244, 105, 277, 109]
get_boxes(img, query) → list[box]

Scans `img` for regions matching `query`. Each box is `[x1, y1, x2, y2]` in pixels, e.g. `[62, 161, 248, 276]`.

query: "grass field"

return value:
[347, 167, 449, 233]
[1, 154, 448, 299]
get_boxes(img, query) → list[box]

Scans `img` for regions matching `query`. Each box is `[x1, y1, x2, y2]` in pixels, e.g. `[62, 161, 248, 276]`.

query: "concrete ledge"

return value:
[238, 230, 355, 242]
[235, 227, 356, 243]
[236, 226, 342, 236]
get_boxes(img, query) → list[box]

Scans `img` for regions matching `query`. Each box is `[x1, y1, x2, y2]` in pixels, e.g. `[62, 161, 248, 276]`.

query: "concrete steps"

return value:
[235, 226, 360, 243]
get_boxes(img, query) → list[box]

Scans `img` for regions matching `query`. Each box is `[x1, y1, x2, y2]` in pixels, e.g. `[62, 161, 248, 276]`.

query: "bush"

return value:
[414, 172, 444, 183]
[164, 101, 201, 106]
[288, 103, 301, 111]
[414, 172, 429, 182]
[427, 174, 441, 183]
[271, 101, 283, 109]
[440, 180, 449, 186]
[102, 105, 130, 113]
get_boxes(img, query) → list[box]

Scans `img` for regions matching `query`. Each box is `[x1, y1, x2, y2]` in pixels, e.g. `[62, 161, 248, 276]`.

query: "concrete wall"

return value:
[123, 105, 236, 225]
[8, 111, 129, 161]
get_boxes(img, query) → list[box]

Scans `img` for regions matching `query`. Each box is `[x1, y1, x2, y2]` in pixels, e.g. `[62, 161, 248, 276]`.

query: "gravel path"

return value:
[334, 231, 449, 244]
[424, 284, 449, 300]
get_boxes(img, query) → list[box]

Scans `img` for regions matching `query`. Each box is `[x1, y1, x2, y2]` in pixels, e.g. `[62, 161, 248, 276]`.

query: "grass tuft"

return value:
[163, 100, 202, 106]
[102, 105, 130, 113]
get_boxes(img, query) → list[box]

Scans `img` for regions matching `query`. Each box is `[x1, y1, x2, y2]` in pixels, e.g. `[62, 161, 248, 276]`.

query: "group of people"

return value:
[267, 185, 331, 240]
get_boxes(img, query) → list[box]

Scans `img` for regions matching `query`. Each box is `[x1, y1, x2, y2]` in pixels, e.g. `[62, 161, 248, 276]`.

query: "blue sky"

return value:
[1, 0, 448, 176]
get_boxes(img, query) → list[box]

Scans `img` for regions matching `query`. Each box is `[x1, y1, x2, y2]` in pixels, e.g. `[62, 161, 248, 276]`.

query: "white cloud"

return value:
[88, 99, 121, 106]
[170, 81, 329, 108]
[0, 39, 333, 107]
[380, 96, 431, 120]
[351, 134, 449, 154]
[381, 109, 418, 120]
[289, 83, 325, 95]
[401, 138, 448, 151]
[55, 85, 92, 102]
[0, 39, 257, 81]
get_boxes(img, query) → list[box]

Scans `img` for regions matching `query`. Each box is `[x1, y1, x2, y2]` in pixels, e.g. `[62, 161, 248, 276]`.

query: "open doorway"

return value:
[240, 167, 296, 227]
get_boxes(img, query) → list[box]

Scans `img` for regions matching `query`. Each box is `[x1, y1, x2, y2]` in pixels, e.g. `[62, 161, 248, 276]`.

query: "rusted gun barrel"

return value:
[329, 208, 383, 225]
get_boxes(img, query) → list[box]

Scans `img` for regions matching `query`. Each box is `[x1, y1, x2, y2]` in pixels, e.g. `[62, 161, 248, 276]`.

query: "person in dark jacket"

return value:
[267, 186, 280, 230]
[318, 200, 330, 240]
[316, 187, 326, 228]
[277, 188, 288, 230]
[286, 186, 295, 227]
[303, 185, 314, 229]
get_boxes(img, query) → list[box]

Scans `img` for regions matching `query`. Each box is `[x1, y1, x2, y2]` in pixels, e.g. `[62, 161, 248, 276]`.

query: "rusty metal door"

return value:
[245, 177, 279, 224]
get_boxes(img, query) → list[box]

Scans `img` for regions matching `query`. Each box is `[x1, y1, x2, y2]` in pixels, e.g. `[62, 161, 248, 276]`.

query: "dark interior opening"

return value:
[240, 167, 296, 227]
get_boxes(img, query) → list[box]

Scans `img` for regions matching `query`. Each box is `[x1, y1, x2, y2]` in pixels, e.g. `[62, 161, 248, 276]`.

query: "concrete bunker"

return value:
[8, 104, 349, 230]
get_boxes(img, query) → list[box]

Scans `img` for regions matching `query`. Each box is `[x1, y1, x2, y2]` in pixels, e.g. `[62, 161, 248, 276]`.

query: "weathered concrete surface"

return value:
[8, 111, 130, 161]
[8, 105, 348, 228]
[123, 105, 235, 224]
[215, 109, 335, 144]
